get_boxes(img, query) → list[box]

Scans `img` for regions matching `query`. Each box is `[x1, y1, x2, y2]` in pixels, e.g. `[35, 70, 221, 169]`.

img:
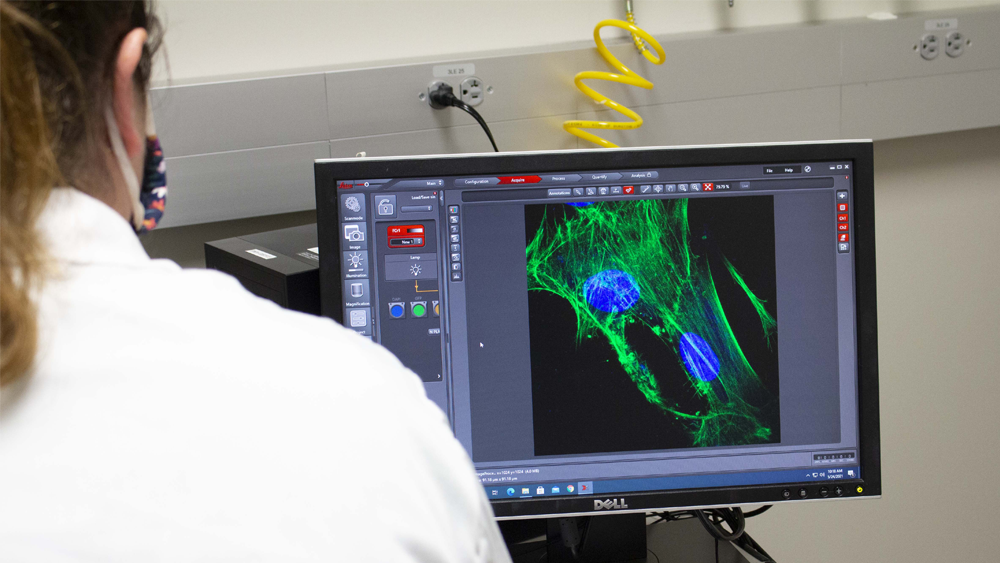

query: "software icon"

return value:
[349, 309, 367, 327]
[343, 224, 365, 242]
[350, 283, 364, 298]
[345, 196, 361, 213]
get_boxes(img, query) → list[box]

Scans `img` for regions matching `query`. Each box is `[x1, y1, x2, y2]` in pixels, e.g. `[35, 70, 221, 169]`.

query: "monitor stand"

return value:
[502, 514, 754, 562]
[546, 513, 647, 563]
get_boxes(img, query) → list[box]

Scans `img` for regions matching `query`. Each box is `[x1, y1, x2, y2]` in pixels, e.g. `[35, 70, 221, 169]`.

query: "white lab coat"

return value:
[0, 188, 511, 562]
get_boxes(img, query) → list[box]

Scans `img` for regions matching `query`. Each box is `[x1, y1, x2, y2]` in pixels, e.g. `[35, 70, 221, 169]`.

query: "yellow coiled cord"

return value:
[563, 18, 666, 148]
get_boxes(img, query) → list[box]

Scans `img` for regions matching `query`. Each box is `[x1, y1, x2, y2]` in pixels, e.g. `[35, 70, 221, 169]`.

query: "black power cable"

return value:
[648, 507, 776, 563]
[735, 531, 776, 563]
[427, 83, 499, 152]
[696, 508, 745, 542]
[743, 505, 772, 518]
[696, 508, 775, 563]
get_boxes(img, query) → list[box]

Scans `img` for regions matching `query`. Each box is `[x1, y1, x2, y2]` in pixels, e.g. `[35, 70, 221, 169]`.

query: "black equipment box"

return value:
[205, 224, 320, 315]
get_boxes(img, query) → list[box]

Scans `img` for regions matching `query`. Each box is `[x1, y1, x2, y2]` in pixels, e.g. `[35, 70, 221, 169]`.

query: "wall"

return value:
[154, 0, 1000, 83]
[146, 4, 1000, 229]
[141, 210, 314, 268]
[748, 125, 1000, 563]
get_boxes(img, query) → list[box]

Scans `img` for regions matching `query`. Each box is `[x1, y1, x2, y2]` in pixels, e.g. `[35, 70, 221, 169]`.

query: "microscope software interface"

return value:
[333, 161, 861, 499]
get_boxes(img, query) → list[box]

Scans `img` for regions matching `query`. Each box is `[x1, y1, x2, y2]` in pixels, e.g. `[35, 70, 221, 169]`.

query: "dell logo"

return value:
[594, 498, 629, 511]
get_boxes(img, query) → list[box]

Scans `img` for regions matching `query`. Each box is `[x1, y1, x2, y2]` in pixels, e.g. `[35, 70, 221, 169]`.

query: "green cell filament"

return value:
[725, 257, 777, 349]
[526, 199, 777, 447]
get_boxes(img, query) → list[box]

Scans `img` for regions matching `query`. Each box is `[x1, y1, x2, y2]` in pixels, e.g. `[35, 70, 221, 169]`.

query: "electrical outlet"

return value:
[919, 33, 940, 60]
[945, 31, 966, 58]
[460, 76, 484, 107]
[426, 80, 452, 109]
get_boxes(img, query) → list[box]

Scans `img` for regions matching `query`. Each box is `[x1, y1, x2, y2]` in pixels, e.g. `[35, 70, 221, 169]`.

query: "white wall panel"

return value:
[150, 5, 1000, 226]
[842, 69, 1000, 140]
[160, 142, 330, 228]
[329, 115, 578, 159]
[573, 24, 843, 114]
[842, 9, 1000, 84]
[574, 87, 843, 148]
[155, 0, 1000, 84]
[325, 50, 579, 139]
[151, 74, 330, 158]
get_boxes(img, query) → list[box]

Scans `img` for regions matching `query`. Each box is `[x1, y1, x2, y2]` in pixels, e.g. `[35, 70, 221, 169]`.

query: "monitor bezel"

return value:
[314, 141, 881, 519]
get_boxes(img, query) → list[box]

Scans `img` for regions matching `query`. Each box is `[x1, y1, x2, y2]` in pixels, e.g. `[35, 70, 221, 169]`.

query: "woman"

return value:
[0, 2, 509, 561]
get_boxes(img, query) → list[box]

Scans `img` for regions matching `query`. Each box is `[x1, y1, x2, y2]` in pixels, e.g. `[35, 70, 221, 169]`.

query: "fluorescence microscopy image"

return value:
[525, 196, 780, 456]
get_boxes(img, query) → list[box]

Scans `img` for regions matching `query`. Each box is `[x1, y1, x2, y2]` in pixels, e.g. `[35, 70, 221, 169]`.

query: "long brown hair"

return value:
[0, 1, 162, 384]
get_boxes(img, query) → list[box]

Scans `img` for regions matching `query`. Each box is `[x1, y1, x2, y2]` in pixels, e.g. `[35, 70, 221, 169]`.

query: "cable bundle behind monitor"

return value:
[652, 506, 776, 563]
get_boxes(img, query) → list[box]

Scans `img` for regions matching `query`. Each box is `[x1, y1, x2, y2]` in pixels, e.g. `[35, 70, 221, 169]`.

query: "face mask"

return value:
[105, 104, 167, 233]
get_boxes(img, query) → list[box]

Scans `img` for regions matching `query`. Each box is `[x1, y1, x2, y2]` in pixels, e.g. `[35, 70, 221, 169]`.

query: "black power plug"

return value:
[426, 81, 499, 152]
[428, 82, 457, 110]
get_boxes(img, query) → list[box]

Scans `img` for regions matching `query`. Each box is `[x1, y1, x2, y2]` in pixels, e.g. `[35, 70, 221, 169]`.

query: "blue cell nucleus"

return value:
[566, 202, 595, 207]
[583, 269, 640, 313]
[679, 332, 721, 382]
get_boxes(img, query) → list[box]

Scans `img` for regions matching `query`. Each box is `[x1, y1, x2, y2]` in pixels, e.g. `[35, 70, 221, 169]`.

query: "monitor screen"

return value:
[314, 142, 880, 518]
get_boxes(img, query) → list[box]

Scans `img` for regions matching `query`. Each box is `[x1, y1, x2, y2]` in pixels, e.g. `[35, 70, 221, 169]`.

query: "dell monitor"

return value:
[314, 141, 880, 552]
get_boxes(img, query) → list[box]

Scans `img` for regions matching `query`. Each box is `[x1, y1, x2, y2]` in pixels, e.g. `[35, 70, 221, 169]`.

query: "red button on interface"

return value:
[624, 186, 634, 194]
[837, 213, 849, 223]
[837, 223, 849, 232]
[388, 225, 424, 236]
[497, 175, 542, 185]
[703, 183, 714, 191]
[387, 224, 426, 248]
[837, 203, 848, 213]
[839, 233, 850, 242]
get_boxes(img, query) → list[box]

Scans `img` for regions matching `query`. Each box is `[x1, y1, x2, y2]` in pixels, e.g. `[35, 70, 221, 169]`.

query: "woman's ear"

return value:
[111, 28, 149, 159]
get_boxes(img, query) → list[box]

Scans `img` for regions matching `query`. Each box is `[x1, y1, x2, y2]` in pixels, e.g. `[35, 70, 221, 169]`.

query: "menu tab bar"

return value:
[498, 175, 541, 185]
[542, 174, 582, 182]
[583, 172, 621, 182]
[456, 171, 659, 185]
[456, 178, 500, 187]
[764, 165, 801, 174]
[624, 171, 658, 180]
[458, 174, 587, 186]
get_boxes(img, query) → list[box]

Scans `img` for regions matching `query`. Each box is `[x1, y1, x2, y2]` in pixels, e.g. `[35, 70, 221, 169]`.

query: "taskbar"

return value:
[484, 465, 861, 500]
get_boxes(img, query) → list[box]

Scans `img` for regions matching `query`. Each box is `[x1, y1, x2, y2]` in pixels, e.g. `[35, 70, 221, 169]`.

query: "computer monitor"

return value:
[314, 142, 881, 524]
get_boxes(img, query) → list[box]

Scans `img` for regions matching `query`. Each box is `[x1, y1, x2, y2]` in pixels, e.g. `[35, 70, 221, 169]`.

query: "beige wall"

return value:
[749, 125, 1000, 562]
[155, 0, 1000, 82]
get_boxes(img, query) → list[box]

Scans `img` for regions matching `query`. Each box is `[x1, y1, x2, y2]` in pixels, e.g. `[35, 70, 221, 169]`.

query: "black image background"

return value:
[525, 196, 780, 457]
